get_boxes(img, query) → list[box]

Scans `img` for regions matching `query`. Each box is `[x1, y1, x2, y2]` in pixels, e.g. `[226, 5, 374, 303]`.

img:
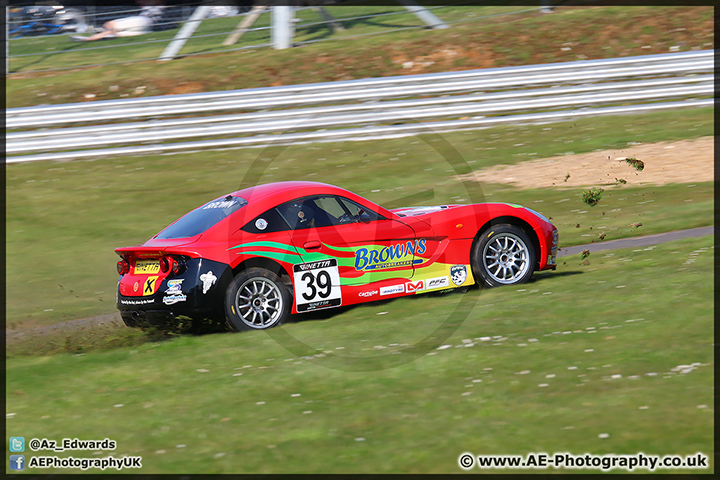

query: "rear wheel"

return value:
[472, 224, 535, 287]
[225, 268, 291, 331]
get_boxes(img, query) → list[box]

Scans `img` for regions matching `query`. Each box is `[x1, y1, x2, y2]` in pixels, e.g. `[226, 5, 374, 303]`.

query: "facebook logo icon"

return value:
[10, 455, 25, 470]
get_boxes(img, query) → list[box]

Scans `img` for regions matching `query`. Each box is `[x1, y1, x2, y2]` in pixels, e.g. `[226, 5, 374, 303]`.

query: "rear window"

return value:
[155, 196, 248, 239]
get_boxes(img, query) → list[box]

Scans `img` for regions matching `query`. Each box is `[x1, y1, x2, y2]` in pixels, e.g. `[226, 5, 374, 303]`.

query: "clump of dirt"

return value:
[462, 136, 713, 188]
[625, 157, 645, 171]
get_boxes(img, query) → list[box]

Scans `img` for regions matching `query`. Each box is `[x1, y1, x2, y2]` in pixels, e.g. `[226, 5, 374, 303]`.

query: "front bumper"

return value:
[547, 228, 559, 269]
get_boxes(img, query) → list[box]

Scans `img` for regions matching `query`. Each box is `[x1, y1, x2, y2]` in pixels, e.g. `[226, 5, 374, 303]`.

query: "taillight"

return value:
[159, 256, 171, 273]
[160, 256, 186, 275]
[172, 257, 186, 275]
[117, 259, 130, 275]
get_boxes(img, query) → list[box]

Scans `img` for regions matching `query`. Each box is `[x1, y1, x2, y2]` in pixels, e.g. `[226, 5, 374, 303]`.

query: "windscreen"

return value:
[155, 196, 248, 239]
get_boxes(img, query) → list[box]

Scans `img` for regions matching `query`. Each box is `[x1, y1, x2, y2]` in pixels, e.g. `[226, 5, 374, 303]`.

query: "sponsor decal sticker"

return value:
[143, 276, 159, 296]
[255, 218, 268, 230]
[293, 259, 342, 312]
[203, 200, 237, 210]
[165, 279, 183, 296]
[354, 239, 426, 271]
[406, 280, 425, 293]
[163, 295, 187, 305]
[359, 290, 379, 298]
[380, 284, 405, 296]
[120, 298, 154, 306]
[426, 276, 450, 289]
[450, 265, 468, 286]
[200, 271, 217, 294]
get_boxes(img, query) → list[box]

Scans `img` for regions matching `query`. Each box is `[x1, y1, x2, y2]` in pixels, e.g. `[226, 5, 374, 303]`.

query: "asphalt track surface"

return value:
[6, 226, 715, 344]
[557, 226, 714, 257]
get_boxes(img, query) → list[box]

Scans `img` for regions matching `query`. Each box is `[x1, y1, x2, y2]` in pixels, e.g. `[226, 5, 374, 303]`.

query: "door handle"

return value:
[303, 241, 321, 250]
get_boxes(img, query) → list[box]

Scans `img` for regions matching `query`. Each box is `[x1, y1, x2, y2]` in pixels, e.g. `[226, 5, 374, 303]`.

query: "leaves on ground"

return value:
[625, 157, 645, 171]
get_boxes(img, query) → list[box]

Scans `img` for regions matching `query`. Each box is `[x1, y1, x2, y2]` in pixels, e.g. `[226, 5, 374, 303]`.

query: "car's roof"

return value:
[226, 181, 390, 216]
[230, 181, 344, 202]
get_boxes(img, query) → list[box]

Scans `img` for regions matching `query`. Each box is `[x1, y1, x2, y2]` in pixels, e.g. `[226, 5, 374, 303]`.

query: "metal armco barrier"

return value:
[6, 50, 714, 163]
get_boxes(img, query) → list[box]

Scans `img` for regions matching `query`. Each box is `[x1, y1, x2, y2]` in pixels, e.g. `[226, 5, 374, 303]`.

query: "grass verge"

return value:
[5, 108, 713, 328]
[5, 236, 714, 473]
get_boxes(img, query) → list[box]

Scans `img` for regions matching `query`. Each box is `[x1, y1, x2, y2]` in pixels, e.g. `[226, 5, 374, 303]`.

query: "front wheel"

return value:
[472, 224, 535, 287]
[225, 268, 291, 331]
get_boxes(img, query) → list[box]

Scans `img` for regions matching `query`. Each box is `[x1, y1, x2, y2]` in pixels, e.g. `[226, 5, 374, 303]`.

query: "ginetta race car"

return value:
[115, 181, 558, 331]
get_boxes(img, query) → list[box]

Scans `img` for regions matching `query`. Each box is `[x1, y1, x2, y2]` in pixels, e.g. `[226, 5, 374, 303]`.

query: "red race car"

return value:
[115, 181, 558, 331]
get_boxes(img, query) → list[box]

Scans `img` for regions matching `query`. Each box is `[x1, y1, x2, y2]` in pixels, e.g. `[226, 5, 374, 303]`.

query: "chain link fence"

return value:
[7, 2, 554, 74]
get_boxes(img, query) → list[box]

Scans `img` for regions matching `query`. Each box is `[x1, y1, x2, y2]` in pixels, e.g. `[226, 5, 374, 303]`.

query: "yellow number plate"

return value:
[134, 260, 160, 275]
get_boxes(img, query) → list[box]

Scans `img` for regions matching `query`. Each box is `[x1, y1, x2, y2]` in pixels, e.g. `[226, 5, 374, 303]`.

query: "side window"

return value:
[313, 196, 346, 220]
[277, 199, 319, 230]
[241, 207, 290, 234]
[276, 195, 385, 230]
[338, 197, 384, 223]
[277, 196, 344, 229]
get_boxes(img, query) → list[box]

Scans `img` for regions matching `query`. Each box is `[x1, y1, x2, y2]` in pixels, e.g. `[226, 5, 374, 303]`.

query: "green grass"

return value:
[5, 236, 714, 474]
[6, 5, 713, 107]
[483, 182, 713, 248]
[5, 107, 713, 328]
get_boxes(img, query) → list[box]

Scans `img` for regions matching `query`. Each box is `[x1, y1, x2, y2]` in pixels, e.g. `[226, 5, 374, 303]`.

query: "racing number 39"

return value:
[301, 270, 332, 300]
[293, 259, 342, 312]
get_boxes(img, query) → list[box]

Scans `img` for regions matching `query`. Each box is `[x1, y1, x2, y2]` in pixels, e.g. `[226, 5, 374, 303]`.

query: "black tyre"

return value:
[225, 268, 291, 331]
[472, 224, 535, 287]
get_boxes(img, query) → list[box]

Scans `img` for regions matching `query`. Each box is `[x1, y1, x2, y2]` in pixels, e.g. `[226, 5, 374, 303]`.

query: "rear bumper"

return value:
[121, 310, 176, 328]
[116, 258, 233, 324]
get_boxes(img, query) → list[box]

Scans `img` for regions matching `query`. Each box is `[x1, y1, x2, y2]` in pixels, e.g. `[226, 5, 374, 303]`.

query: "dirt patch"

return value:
[5, 313, 125, 345]
[461, 137, 714, 188]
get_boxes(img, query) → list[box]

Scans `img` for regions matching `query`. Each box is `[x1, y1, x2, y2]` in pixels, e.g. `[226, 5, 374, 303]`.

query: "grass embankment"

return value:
[5, 236, 714, 473]
[5, 107, 713, 330]
[6, 5, 714, 107]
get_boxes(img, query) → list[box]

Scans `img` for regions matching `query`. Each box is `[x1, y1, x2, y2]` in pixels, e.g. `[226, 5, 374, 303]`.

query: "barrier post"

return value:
[158, 4, 211, 61]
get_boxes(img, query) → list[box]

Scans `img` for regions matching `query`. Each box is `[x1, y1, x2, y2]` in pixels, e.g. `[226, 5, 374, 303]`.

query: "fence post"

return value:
[158, 4, 211, 61]
[5, 6, 9, 75]
[223, 2, 268, 46]
[397, 0, 449, 29]
[272, 5, 293, 49]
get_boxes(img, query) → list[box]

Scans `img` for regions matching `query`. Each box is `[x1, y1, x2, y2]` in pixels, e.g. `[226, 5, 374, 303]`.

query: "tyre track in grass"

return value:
[5, 226, 714, 347]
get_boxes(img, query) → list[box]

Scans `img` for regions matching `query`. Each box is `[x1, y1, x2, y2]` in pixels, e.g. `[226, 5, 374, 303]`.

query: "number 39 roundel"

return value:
[292, 259, 342, 312]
